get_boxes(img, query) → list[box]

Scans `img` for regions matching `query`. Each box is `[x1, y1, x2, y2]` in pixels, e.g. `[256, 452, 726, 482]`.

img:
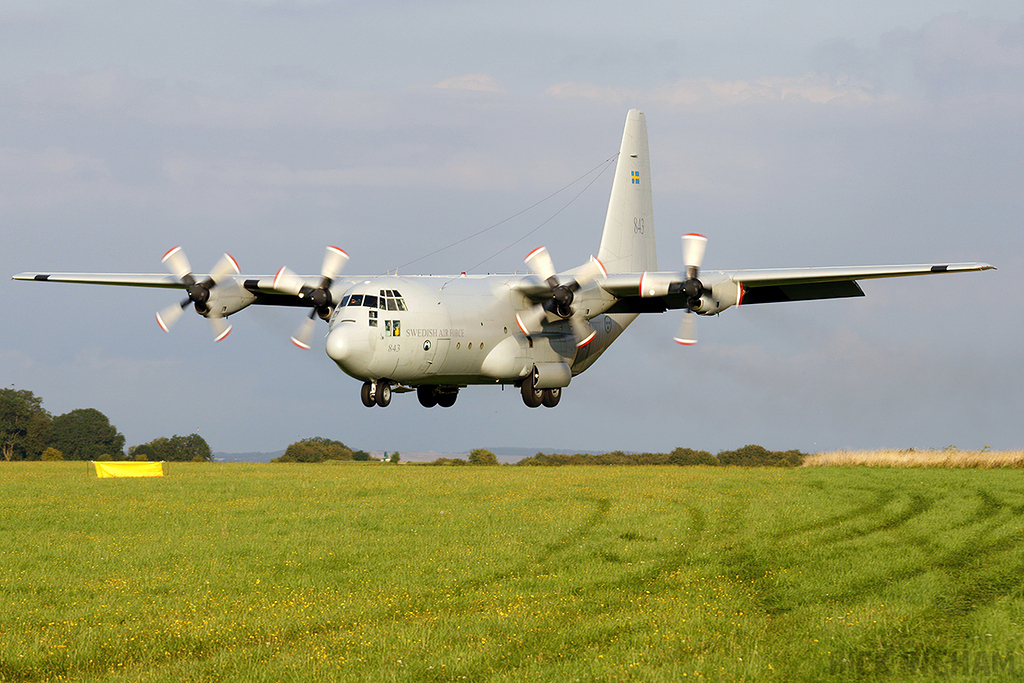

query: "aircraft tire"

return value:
[437, 389, 457, 408]
[521, 371, 543, 408]
[541, 387, 561, 408]
[360, 382, 375, 408]
[417, 385, 438, 408]
[376, 382, 392, 407]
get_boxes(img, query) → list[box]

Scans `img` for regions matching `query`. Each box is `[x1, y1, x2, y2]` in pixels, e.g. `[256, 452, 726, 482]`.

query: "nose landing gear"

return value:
[360, 380, 392, 408]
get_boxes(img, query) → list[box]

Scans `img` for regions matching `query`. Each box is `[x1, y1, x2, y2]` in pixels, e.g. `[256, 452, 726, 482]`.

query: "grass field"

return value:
[2, 462, 1023, 682]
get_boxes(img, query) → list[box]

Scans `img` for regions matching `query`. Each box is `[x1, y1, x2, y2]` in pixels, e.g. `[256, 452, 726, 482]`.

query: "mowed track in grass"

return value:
[1, 463, 1022, 682]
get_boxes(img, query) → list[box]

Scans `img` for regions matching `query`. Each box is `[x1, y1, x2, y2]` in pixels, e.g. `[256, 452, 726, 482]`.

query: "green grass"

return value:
[1, 462, 1023, 682]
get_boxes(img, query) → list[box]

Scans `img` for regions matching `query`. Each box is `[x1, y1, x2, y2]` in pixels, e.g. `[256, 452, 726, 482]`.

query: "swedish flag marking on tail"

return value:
[631, 170, 640, 184]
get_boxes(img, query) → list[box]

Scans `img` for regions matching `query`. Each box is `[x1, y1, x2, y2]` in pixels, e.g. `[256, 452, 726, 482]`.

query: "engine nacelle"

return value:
[202, 281, 255, 318]
[692, 279, 742, 315]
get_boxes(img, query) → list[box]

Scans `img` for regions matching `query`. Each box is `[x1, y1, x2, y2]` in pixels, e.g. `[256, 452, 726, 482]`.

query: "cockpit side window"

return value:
[339, 294, 351, 308]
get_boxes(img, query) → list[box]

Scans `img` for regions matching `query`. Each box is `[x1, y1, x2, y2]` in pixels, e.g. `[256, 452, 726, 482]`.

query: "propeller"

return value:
[155, 247, 240, 342]
[516, 247, 606, 348]
[270, 246, 350, 349]
[674, 233, 708, 346]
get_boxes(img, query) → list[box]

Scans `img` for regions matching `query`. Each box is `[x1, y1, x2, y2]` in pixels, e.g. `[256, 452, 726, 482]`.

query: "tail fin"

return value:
[597, 109, 656, 274]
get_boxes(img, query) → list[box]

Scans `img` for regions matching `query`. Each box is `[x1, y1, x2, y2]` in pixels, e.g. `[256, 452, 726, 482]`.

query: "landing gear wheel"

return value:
[541, 387, 561, 408]
[360, 382, 375, 408]
[417, 385, 438, 408]
[521, 369, 543, 408]
[375, 382, 392, 408]
[436, 389, 458, 408]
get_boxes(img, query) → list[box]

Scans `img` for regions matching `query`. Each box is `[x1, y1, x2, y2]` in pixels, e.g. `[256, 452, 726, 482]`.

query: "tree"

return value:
[129, 434, 213, 462]
[0, 388, 50, 461]
[468, 448, 499, 466]
[47, 408, 125, 461]
[272, 437, 353, 463]
[389, 452, 400, 464]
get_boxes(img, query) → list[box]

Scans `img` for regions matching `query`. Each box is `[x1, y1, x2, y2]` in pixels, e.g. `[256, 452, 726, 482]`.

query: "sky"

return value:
[2, 0, 1022, 456]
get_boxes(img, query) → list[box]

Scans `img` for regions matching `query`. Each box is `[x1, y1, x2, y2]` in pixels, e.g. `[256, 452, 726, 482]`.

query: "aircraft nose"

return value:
[326, 323, 354, 363]
[325, 322, 372, 376]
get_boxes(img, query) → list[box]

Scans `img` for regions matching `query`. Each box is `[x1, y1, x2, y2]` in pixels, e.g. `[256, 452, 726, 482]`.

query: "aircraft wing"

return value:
[13, 272, 185, 288]
[600, 262, 995, 312]
[11, 271, 358, 304]
[726, 262, 995, 305]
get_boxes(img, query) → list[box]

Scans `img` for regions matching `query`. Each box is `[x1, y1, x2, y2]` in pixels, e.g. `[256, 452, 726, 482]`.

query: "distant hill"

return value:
[213, 446, 603, 464]
[214, 450, 285, 463]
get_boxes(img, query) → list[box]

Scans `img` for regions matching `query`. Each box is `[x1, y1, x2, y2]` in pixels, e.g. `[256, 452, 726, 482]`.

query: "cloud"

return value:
[548, 73, 889, 110]
[432, 74, 505, 93]
[817, 13, 1024, 103]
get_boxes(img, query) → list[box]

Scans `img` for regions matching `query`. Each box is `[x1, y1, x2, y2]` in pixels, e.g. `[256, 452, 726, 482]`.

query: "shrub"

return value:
[40, 447, 63, 461]
[716, 445, 806, 467]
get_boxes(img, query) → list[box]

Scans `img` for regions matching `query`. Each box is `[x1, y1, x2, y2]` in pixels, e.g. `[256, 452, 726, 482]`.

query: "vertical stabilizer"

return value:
[597, 109, 656, 274]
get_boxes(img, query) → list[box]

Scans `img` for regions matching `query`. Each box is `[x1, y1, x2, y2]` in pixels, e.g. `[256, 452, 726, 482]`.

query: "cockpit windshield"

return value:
[340, 290, 406, 310]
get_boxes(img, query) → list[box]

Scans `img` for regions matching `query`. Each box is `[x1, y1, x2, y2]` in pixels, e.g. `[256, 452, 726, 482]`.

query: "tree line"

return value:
[515, 445, 806, 467]
[0, 388, 212, 462]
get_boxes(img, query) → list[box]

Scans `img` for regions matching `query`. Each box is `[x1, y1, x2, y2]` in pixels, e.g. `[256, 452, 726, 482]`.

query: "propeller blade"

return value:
[573, 255, 608, 288]
[570, 316, 597, 348]
[291, 313, 317, 350]
[321, 245, 349, 281]
[524, 246, 557, 283]
[156, 299, 188, 333]
[674, 311, 697, 346]
[207, 253, 240, 284]
[515, 305, 546, 336]
[209, 317, 232, 343]
[682, 233, 707, 275]
[272, 266, 306, 296]
[161, 246, 192, 281]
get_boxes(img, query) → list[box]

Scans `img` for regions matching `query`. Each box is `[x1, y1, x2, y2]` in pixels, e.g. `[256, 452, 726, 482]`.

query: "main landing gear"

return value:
[519, 370, 561, 408]
[417, 385, 458, 408]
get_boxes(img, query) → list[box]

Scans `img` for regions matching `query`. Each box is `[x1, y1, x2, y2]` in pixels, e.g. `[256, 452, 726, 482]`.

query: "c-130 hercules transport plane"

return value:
[15, 110, 994, 409]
